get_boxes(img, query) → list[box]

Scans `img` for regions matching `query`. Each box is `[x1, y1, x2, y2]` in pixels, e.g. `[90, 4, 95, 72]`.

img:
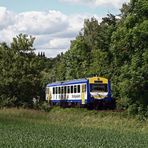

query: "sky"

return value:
[0, 0, 129, 57]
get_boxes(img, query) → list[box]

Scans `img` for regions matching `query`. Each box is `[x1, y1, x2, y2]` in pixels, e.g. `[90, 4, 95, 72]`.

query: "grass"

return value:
[0, 107, 148, 148]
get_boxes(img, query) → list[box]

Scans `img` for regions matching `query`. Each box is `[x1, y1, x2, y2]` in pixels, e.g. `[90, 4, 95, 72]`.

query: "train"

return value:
[45, 76, 115, 109]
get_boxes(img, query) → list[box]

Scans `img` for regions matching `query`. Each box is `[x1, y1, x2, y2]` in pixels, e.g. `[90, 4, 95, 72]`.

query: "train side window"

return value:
[66, 86, 68, 93]
[63, 86, 65, 93]
[74, 85, 77, 93]
[58, 87, 61, 94]
[78, 85, 80, 93]
[58, 87, 60, 94]
[56, 87, 58, 94]
[68, 86, 70, 93]
[71, 86, 73, 93]
[61, 87, 63, 94]
[64, 86, 66, 93]
[53, 87, 55, 94]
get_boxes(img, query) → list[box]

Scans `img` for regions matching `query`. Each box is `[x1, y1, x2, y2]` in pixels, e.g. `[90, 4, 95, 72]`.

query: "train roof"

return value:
[46, 76, 109, 87]
[47, 78, 88, 87]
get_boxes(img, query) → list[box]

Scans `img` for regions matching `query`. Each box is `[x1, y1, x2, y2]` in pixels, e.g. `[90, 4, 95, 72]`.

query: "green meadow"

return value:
[0, 108, 148, 148]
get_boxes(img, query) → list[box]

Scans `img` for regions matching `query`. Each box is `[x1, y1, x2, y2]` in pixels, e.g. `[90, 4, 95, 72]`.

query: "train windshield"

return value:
[90, 84, 108, 92]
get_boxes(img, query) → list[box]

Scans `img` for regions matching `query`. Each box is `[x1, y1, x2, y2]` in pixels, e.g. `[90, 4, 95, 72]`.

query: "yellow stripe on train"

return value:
[88, 76, 108, 84]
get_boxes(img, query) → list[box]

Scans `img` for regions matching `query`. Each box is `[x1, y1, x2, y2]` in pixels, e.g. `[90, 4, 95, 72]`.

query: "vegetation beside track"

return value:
[0, 108, 148, 148]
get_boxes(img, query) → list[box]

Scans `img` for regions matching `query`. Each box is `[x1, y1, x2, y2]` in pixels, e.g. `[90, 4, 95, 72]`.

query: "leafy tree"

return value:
[64, 36, 89, 79]
[111, 0, 148, 108]
[0, 34, 48, 106]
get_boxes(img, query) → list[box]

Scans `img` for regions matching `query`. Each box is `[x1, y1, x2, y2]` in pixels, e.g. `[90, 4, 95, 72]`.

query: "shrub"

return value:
[39, 101, 51, 112]
[128, 104, 138, 116]
[0, 95, 17, 108]
[128, 104, 148, 121]
[116, 97, 129, 110]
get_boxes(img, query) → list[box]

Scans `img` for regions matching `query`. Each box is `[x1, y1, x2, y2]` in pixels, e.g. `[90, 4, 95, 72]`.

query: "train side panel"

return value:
[46, 82, 88, 105]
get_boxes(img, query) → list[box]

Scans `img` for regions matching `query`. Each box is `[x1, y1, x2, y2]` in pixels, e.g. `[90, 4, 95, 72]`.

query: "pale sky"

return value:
[0, 0, 129, 57]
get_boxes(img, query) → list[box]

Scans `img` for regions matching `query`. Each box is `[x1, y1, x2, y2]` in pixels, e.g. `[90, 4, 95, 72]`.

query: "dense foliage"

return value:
[0, 34, 53, 107]
[0, 0, 147, 114]
[51, 0, 148, 113]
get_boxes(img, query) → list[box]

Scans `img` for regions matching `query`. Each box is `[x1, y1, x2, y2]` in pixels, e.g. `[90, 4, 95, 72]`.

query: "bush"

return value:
[0, 95, 17, 108]
[116, 97, 129, 110]
[128, 104, 138, 116]
[32, 97, 50, 111]
[39, 101, 51, 112]
[128, 104, 148, 121]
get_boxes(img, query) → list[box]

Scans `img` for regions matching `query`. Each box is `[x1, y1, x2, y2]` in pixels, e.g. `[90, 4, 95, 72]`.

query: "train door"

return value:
[81, 84, 86, 104]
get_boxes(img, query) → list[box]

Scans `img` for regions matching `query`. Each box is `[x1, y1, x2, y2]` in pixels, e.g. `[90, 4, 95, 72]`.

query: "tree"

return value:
[111, 0, 148, 108]
[0, 34, 47, 106]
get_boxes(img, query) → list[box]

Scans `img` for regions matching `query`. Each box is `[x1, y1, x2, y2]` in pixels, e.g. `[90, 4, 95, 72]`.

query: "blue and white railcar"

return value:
[46, 77, 113, 107]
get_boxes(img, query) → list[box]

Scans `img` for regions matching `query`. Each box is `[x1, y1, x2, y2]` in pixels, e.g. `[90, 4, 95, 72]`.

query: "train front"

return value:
[88, 77, 113, 108]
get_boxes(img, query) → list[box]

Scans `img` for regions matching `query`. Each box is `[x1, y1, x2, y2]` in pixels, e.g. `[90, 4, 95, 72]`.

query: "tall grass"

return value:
[0, 108, 148, 147]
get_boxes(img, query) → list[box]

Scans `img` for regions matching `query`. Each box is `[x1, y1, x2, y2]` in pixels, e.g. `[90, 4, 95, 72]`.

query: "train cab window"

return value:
[71, 86, 73, 93]
[68, 86, 70, 93]
[74, 85, 77, 93]
[90, 84, 108, 92]
[78, 85, 80, 93]
[53, 87, 55, 94]
[98, 84, 108, 92]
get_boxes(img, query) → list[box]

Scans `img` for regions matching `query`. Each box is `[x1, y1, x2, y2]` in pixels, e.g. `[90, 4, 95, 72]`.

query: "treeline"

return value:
[0, 0, 147, 115]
